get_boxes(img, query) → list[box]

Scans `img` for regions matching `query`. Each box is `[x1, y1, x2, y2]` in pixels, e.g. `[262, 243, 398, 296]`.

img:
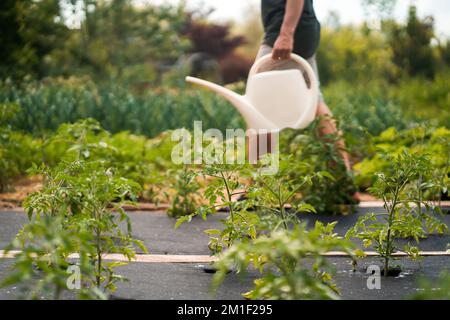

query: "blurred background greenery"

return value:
[0, 0, 448, 139]
[0, 0, 449, 205]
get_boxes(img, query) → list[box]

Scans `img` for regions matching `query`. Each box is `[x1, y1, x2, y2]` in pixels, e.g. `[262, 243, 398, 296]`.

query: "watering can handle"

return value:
[248, 53, 319, 93]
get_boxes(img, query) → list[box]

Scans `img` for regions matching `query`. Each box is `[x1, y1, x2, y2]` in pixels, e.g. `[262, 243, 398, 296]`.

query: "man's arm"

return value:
[272, 0, 304, 60]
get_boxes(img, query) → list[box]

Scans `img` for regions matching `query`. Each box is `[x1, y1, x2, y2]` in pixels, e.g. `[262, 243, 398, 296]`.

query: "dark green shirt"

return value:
[261, 0, 320, 59]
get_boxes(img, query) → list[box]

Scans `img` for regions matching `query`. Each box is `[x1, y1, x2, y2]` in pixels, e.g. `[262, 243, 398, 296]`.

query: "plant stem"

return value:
[384, 185, 399, 277]
[439, 145, 450, 207]
[94, 205, 102, 288]
[220, 171, 234, 248]
[417, 172, 423, 218]
[278, 185, 288, 230]
[96, 229, 102, 287]
[54, 285, 62, 300]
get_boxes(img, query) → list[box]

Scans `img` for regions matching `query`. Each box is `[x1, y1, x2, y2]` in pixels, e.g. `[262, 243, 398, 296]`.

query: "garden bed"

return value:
[0, 207, 448, 300]
[1, 256, 448, 300]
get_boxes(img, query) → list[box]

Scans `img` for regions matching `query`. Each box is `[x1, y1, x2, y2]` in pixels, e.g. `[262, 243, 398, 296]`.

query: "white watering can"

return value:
[185, 53, 319, 132]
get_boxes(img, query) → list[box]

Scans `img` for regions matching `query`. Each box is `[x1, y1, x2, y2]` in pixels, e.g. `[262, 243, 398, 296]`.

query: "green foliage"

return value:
[315, 5, 448, 131]
[0, 0, 68, 79]
[411, 272, 450, 300]
[388, 6, 436, 79]
[45, 119, 147, 182]
[0, 70, 447, 152]
[175, 154, 332, 255]
[167, 165, 202, 218]
[323, 82, 409, 163]
[43, 118, 112, 163]
[55, 0, 190, 82]
[247, 155, 322, 230]
[0, 79, 244, 138]
[281, 118, 358, 214]
[41, 118, 181, 200]
[0, 0, 190, 82]
[212, 222, 354, 300]
[317, 5, 446, 86]
[324, 81, 408, 137]
[317, 25, 393, 85]
[1, 214, 101, 300]
[347, 151, 448, 275]
[390, 71, 450, 125]
[175, 161, 258, 255]
[0, 103, 42, 191]
[355, 126, 450, 200]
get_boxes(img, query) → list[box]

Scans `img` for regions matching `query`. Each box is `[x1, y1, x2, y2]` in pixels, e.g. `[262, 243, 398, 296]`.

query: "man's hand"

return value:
[272, 0, 304, 60]
[272, 32, 294, 60]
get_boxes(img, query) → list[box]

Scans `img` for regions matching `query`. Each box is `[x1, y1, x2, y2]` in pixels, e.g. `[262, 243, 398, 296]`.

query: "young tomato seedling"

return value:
[247, 154, 327, 231]
[176, 161, 258, 255]
[17, 160, 147, 298]
[347, 151, 447, 276]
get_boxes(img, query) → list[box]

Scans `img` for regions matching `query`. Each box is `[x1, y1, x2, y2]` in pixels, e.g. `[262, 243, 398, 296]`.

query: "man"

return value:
[258, 0, 356, 187]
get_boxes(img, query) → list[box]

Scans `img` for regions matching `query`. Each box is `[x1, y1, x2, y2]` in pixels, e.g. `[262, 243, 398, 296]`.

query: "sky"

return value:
[146, 0, 450, 38]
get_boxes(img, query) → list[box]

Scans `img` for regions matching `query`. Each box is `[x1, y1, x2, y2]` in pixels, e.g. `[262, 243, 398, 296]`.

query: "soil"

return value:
[0, 176, 443, 212]
[381, 266, 402, 277]
[0, 175, 42, 208]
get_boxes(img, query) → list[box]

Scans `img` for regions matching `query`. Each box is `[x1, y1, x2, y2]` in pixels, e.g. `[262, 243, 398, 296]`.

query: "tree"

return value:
[56, 0, 190, 82]
[0, 0, 68, 79]
[316, 25, 392, 85]
[182, 13, 251, 84]
[388, 6, 436, 79]
[438, 39, 450, 67]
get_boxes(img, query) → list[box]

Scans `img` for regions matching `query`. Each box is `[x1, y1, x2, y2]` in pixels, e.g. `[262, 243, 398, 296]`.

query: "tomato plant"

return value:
[246, 155, 326, 230]
[167, 165, 202, 217]
[4, 159, 147, 299]
[212, 222, 354, 300]
[347, 151, 447, 276]
[1, 214, 100, 299]
[176, 161, 258, 255]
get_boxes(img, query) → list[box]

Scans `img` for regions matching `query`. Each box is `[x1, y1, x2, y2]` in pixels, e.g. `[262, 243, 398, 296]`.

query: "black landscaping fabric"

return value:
[0, 208, 449, 300]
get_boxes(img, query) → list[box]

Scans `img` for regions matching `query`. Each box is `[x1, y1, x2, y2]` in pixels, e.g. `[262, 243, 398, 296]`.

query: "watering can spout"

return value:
[185, 76, 277, 130]
[185, 76, 244, 109]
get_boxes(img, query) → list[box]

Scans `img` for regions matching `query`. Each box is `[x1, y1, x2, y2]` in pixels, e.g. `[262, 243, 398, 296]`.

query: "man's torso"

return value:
[261, 0, 320, 59]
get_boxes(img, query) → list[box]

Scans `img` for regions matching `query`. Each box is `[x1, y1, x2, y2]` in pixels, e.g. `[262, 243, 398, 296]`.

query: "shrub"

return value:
[389, 71, 450, 127]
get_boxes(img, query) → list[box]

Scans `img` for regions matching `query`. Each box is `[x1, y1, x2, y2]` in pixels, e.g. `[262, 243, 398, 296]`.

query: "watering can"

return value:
[185, 53, 319, 132]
